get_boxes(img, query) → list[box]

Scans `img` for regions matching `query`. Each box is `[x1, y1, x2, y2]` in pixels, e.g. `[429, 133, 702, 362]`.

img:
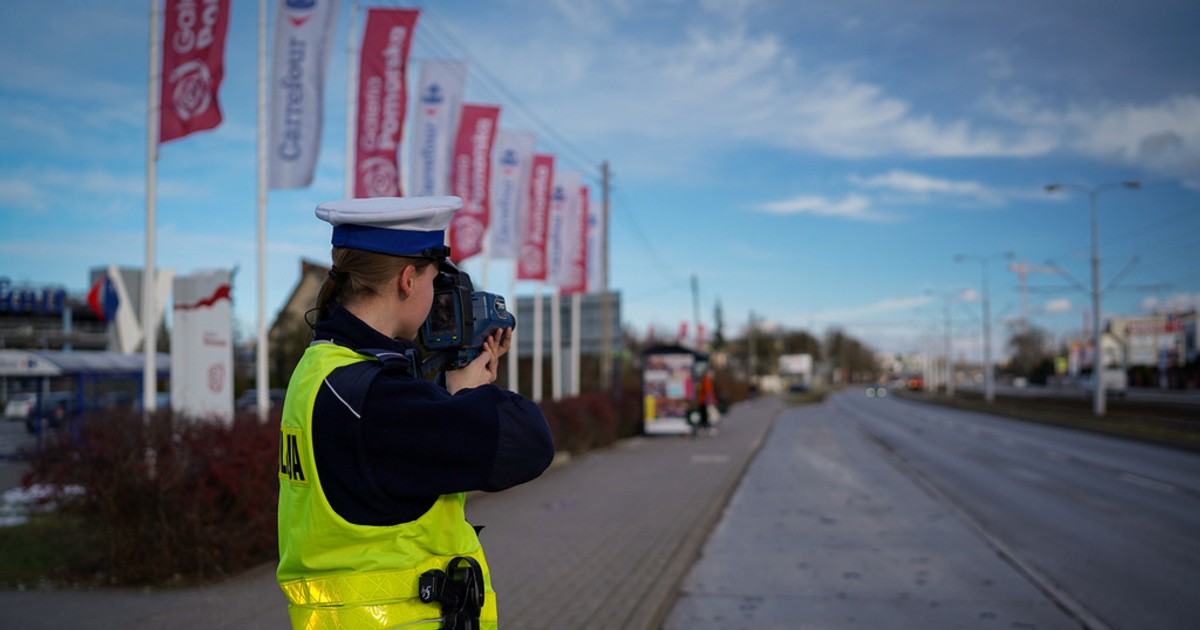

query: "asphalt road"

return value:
[838, 391, 1200, 630]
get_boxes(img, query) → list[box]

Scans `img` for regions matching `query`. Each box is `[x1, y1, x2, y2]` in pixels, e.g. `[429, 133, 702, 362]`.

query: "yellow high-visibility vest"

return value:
[277, 342, 497, 629]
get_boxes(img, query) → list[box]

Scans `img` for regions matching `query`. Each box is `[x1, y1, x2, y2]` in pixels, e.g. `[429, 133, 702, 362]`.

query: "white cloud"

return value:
[492, 9, 1059, 166]
[755, 193, 895, 222]
[0, 177, 41, 210]
[849, 169, 1004, 205]
[1141, 293, 1200, 313]
[983, 92, 1200, 190]
[1043, 298, 1074, 314]
[810, 295, 934, 322]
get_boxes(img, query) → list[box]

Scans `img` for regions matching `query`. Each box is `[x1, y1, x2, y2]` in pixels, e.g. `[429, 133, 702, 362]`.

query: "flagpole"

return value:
[551, 290, 561, 400]
[507, 272, 518, 392]
[255, 0, 269, 421]
[533, 284, 543, 401]
[344, 0, 359, 198]
[571, 291, 580, 395]
[143, 0, 160, 417]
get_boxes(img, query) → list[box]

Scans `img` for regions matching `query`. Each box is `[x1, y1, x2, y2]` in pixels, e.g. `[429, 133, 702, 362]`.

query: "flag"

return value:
[585, 181, 604, 294]
[517, 154, 555, 281]
[545, 169, 582, 289]
[86, 272, 119, 322]
[487, 129, 536, 259]
[171, 270, 234, 422]
[410, 59, 466, 196]
[449, 104, 500, 262]
[268, 0, 339, 189]
[559, 183, 589, 295]
[354, 8, 419, 198]
[160, 0, 231, 143]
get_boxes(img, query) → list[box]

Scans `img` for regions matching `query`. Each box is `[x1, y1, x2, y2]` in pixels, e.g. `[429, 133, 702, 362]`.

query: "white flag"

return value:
[170, 270, 234, 423]
[487, 129, 536, 259]
[546, 170, 582, 289]
[268, 0, 339, 189]
[585, 185, 604, 293]
[410, 59, 467, 196]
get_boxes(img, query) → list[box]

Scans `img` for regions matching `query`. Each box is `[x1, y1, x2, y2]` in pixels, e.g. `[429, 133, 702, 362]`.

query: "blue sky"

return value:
[2, 0, 1198, 359]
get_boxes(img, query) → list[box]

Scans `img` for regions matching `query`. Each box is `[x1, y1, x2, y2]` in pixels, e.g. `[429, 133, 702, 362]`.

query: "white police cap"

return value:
[315, 196, 461, 258]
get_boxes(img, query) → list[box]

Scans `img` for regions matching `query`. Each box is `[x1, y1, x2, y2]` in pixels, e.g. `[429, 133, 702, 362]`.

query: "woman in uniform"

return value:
[276, 196, 555, 630]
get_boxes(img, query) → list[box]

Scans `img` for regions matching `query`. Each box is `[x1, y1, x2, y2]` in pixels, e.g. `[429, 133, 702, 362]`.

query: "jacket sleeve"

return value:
[357, 375, 556, 499]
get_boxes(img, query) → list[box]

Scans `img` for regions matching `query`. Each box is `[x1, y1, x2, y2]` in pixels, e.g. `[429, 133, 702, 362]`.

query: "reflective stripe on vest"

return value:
[277, 342, 497, 629]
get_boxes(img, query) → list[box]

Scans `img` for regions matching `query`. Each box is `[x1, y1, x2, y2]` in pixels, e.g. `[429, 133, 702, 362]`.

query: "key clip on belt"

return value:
[419, 556, 485, 630]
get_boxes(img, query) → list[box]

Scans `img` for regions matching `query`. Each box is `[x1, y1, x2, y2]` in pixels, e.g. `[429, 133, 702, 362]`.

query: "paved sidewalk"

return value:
[0, 396, 786, 629]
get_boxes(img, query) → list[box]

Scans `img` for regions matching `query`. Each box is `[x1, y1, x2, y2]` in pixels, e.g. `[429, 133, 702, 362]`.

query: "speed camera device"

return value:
[417, 261, 516, 372]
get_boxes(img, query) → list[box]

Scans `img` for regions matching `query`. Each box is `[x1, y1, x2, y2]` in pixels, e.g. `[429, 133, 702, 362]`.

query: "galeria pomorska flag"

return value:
[160, 0, 231, 143]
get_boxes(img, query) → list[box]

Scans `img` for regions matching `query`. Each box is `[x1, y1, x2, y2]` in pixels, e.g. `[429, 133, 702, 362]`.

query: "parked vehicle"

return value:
[236, 389, 287, 414]
[23, 392, 77, 433]
[1086, 367, 1128, 397]
[4, 392, 37, 421]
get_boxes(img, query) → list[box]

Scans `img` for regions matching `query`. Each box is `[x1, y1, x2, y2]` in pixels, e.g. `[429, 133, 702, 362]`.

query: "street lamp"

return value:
[1043, 180, 1140, 417]
[955, 252, 1014, 404]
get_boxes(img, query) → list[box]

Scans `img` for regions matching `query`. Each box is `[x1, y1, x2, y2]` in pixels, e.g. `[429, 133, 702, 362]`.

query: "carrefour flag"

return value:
[546, 170, 582, 289]
[160, 0, 231, 143]
[487, 129, 536, 259]
[409, 59, 467, 196]
[268, 0, 339, 189]
[585, 183, 604, 294]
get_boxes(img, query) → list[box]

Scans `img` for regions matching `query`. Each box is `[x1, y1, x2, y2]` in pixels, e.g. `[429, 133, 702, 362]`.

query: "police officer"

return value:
[277, 196, 555, 630]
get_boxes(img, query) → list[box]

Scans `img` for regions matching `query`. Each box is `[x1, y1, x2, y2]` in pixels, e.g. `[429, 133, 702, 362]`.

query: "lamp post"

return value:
[1044, 180, 1140, 417]
[955, 252, 1014, 403]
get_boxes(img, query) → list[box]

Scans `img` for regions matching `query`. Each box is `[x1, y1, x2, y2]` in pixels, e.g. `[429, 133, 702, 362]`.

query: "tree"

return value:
[1006, 324, 1054, 382]
[711, 299, 726, 351]
[824, 327, 879, 383]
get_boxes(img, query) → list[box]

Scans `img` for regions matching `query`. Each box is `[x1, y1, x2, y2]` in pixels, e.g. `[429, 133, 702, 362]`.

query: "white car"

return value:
[4, 393, 37, 421]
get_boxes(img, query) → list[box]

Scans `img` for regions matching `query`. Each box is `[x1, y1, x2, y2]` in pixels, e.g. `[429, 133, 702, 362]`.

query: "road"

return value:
[838, 390, 1200, 630]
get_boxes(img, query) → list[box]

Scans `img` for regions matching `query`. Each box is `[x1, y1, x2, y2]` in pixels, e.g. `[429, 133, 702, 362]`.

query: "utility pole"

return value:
[600, 161, 613, 391]
[1044, 180, 1140, 417]
[956, 252, 1014, 404]
[691, 274, 700, 349]
[748, 311, 758, 377]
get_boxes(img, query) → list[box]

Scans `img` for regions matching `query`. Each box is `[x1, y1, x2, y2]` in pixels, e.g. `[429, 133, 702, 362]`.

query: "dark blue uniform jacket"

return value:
[309, 305, 555, 526]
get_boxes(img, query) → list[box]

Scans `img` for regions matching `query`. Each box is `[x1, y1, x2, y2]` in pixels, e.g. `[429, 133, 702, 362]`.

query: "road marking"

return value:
[1119, 473, 1177, 494]
[1045, 450, 1069, 463]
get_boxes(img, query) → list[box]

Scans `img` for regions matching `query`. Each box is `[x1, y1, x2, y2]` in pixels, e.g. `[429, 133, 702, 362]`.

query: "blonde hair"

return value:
[311, 247, 436, 324]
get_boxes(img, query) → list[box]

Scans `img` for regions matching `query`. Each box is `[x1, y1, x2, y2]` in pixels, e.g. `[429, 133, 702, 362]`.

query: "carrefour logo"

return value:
[501, 149, 519, 167]
[285, 0, 316, 27]
[422, 83, 444, 106]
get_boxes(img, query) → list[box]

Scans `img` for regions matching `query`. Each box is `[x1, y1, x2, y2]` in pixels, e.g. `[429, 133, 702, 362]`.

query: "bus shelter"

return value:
[1, 349, 169, 445]
[641, 345, 709, 435]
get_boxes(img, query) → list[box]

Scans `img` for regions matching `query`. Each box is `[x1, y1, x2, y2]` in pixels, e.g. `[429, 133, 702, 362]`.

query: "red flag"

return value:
[559, 184, 589, 295]
[160, 0, 231, 143]
[448, 104, 500, 262]
[354, 8, 419, 197]
[517, 154, 555, 280]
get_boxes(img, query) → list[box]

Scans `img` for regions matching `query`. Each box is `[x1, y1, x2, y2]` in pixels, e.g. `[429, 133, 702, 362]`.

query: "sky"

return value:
[2, 0, 1199, 362]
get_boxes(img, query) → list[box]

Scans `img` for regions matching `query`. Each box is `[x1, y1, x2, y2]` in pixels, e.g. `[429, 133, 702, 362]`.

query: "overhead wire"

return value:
[373, 0, 682, 302]
[404, 1, 601, 178]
